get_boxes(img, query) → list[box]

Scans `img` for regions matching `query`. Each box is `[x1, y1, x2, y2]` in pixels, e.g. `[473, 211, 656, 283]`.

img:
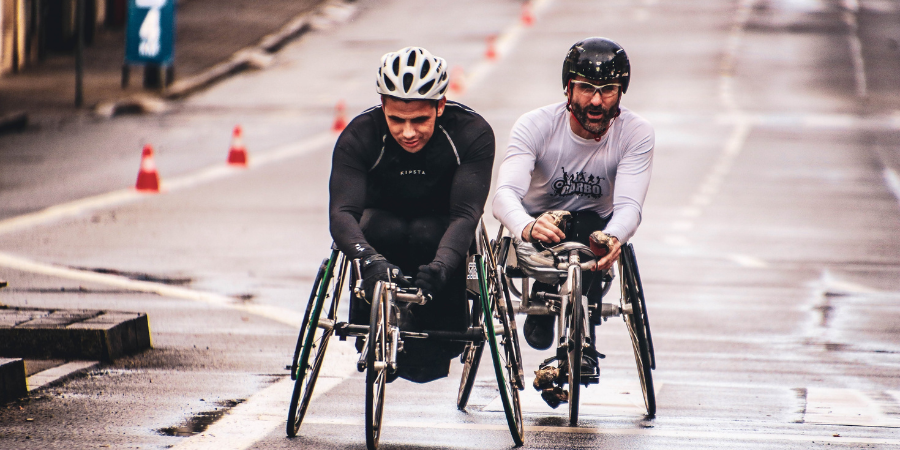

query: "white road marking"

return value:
[301, 416, 900, 445]
[841, 0, 868, 98]
[813, 269, 882, 296]
[0, 251, 304, 328]
[172, 339, 357, 449]
[484, 377, 652, 415]
[26, 361, 99, 391]
[883, 167, 900, 208]
[0, 132, 335, 237]
[727, 253, 769, 268]
[458, 0, 554, 93]
[805, 387, 900, 428]
[670, 1, 756, 250]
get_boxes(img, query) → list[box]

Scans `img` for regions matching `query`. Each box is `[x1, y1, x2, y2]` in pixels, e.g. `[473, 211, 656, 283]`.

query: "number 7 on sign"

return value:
[136, 0, 166, 57]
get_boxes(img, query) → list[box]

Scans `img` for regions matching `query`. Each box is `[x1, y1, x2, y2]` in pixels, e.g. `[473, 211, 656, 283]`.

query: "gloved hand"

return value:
[362, 254, 402, 298]
[415, 261, 450, 298]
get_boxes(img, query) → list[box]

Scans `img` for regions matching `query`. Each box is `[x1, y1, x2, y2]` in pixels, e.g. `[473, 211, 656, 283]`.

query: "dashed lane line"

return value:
[0, 132, 335, 238]
[457, 0, 554, 95]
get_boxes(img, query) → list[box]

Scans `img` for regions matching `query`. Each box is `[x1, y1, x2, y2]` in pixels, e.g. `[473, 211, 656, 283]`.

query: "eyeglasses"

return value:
[570, 81, 621, 99]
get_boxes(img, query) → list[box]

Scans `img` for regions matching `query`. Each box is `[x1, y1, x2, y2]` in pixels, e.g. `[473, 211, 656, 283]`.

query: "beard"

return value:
[570, 100, 619, 136]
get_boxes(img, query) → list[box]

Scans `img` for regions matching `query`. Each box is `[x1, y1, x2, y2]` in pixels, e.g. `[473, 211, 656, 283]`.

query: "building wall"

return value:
[1, 0, 103, 76]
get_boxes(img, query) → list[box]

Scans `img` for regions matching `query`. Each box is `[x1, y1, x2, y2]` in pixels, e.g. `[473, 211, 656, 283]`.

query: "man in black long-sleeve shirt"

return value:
[329, 47, 495, 382]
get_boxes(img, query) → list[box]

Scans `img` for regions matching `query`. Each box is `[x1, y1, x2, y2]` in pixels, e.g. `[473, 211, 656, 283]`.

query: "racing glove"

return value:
[415, 261, 450, 298]
[589, 231, 614, 258]
[362, 254, 402, 298]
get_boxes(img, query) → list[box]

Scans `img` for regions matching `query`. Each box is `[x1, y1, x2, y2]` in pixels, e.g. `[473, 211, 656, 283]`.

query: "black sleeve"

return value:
[433, 123, 496, 271]
[329, 124, 378, 261]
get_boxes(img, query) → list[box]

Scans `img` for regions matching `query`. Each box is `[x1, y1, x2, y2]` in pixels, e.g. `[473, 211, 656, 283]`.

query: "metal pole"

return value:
[75, 0, 85, 107]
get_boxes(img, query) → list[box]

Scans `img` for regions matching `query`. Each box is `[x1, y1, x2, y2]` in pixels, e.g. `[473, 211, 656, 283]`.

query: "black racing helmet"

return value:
[562, 37, 630, 94]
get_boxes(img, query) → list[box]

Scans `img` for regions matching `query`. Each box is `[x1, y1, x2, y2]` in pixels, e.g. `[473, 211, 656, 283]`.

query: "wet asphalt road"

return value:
[1, 0, 900, 448]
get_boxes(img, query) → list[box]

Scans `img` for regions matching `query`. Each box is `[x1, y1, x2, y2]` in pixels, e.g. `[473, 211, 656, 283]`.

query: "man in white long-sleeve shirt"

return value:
[492, 37, 654, 378]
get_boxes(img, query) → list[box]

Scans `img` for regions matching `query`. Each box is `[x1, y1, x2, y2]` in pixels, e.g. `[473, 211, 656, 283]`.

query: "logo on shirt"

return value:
[551, 167, 604, 198]
[399, 169, 426, 176]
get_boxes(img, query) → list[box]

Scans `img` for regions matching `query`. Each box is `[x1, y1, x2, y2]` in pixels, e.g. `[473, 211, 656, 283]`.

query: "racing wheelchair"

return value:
[285, 220, 525, 449]
[498, 226, 656, 425]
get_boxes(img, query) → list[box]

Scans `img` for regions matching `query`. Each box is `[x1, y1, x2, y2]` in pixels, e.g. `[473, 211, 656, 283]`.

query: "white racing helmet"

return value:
[376, 47, 449, 100]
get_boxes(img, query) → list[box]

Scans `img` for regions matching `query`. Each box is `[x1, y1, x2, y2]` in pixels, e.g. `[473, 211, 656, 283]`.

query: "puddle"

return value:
[158, 399, 244, 437]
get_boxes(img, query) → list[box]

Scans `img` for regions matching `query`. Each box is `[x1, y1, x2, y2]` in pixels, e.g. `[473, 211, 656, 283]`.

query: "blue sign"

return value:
[125, 0, 176, 65]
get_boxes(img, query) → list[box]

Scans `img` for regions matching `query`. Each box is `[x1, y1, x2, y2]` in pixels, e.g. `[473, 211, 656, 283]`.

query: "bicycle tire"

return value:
[365, 282, 389, 450]
[457, 292, 485, 410]
[477, 251, 525, 446]
[287, 250, 346, 437]
[621, 245, 656, 416]
[567, 264, 584, 426]
[626, 244, 655, 369]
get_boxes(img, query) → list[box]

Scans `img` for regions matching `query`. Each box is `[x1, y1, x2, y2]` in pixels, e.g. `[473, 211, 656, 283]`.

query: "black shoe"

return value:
[580, 350, 601, 377]
[523, 314, 555, 350]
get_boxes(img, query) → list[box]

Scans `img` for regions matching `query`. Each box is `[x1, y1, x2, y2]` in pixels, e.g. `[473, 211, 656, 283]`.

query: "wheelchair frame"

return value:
[285, 219, 525, 449]
[497, 227, 656, 424]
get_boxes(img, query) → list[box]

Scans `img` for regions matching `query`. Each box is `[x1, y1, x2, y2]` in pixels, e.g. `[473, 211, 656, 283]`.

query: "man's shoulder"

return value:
[515, 102, 567, 128]
[346, 105, 385, 130]
[442, 101, 492, 130]
[616, 106, 653, 132]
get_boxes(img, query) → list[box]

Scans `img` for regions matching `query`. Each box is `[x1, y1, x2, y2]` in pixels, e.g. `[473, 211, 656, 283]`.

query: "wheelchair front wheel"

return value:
[366, 282, 390, 450]
[457, 292, 484, 410]
[287, 251, 346, 437]
[567, 266, 584, 426]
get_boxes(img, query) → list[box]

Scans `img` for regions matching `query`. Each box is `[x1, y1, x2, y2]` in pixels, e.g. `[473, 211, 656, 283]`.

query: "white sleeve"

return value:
[603, 120, 654, 242]
[492, 114, 541, 239]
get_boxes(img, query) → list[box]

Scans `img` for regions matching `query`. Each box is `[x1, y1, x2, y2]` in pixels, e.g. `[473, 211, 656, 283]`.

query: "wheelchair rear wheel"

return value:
[476, 222, 524, 446]
[287, 250, 347, 437]
[366, 282, 390, 450]
[621, 244, 656, 416]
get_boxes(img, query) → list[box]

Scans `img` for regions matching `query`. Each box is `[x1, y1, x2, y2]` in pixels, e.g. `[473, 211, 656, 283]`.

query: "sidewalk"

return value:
[0, 0, 335, 128]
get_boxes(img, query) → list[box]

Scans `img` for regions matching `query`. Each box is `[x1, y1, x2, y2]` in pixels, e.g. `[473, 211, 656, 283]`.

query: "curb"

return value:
[0, 358, 27, 403]
[26, 360, 100, 392]
[94, 0, 358, 117]
[0, 307, 152, 362]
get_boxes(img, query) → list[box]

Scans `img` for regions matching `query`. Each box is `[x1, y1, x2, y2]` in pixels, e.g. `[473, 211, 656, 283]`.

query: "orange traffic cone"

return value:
[449, 66, 466, 94]
[227, 125, 248, 166]
[485, 35, 497, 60]
[135, 144, 160, 192]
[521, 2, 534, 26]
[332, 100, 347, 132]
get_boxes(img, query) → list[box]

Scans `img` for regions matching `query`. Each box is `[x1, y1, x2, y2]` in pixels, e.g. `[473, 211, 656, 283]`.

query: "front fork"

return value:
[557, 252, 590, 360]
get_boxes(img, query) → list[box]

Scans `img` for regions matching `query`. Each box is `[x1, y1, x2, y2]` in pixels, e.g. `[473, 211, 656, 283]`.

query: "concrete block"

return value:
[0, 358, 27, 403]
[0, 307, 152, 362]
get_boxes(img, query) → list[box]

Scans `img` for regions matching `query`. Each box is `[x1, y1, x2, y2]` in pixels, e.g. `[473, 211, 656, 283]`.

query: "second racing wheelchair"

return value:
[285, 219, 525, 448]
[498, 220, 656, 425]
